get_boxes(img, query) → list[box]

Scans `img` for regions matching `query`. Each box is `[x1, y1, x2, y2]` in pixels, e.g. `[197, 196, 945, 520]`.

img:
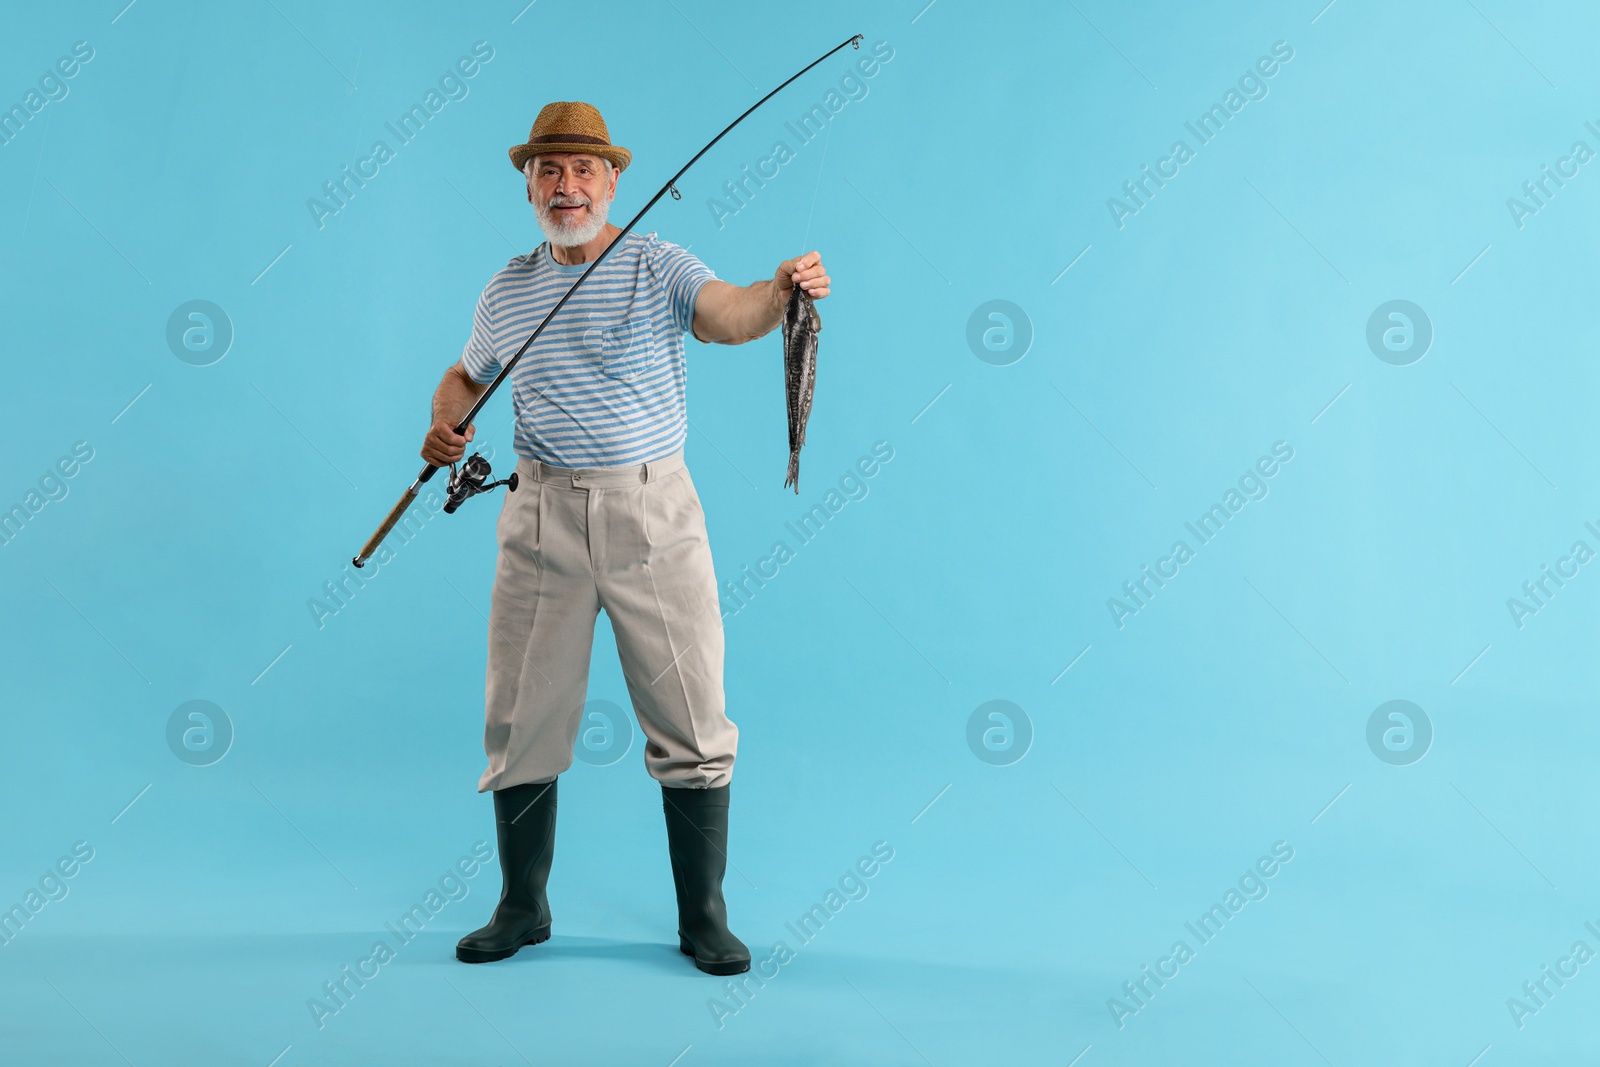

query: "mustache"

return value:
[546, 194, 591, 208]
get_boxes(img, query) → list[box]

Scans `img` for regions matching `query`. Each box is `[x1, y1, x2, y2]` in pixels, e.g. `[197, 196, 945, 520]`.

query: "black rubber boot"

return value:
[456, 778, 557, 963]
[662, 784, 750, 976]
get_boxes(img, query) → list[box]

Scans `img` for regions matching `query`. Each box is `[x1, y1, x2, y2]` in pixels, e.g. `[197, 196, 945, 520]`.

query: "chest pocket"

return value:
[583, 312, 657, 382]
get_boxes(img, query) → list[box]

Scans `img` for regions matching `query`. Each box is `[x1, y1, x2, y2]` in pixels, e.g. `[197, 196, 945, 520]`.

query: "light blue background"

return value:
[3, 0, 1598, 1063]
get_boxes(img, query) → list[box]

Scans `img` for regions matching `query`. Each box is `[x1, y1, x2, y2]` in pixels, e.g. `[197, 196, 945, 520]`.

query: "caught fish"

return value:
[782, 283, 821, 492]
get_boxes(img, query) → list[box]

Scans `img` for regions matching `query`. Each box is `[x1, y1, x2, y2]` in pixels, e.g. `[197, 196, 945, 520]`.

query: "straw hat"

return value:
[508, 101, 632, 174]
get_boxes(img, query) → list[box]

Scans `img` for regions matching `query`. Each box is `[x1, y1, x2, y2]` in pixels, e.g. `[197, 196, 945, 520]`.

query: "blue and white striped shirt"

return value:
[459, 231, 718, 467]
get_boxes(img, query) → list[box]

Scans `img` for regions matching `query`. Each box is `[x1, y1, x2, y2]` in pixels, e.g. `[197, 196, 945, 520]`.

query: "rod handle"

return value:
[353, 487, 418, 568]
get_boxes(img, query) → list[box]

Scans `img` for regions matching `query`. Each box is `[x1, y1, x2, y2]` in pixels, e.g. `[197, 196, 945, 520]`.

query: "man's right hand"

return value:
[422, 419, 475, 466]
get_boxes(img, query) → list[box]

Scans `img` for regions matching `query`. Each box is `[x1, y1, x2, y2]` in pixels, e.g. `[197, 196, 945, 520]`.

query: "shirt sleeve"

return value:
[459, 283, 501, 384]
[643, 236, 719, 335]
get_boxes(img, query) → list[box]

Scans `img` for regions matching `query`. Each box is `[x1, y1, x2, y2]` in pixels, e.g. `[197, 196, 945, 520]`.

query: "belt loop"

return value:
[641, 458, 651, 484]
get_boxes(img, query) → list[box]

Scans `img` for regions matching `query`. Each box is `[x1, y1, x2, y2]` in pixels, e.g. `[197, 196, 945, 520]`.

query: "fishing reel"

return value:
[443, 452, 518, 514]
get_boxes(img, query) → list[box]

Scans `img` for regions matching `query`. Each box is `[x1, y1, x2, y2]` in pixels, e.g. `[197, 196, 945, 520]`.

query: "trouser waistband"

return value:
[515, 449, 685, 489]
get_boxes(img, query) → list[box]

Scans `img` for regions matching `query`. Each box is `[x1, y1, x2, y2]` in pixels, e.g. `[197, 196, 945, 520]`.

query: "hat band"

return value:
[528, 133, 609, 146]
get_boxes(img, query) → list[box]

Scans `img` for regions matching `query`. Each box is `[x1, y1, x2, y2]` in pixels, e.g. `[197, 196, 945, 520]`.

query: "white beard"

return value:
[534, 189, 610, 247]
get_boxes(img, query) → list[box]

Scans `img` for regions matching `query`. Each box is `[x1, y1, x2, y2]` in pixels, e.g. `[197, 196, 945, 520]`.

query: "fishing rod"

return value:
[353, 33, 863, 568]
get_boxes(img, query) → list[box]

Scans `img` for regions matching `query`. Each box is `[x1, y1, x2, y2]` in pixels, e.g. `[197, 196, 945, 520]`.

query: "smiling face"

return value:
[527, 152, 618, 247]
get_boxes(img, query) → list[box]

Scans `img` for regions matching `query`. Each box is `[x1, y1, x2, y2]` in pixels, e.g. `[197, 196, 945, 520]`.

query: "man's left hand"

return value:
[775, 251, 830, 300]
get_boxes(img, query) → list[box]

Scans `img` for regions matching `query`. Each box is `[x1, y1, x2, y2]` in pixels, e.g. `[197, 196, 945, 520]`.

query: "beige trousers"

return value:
[476, 448, 737, 792]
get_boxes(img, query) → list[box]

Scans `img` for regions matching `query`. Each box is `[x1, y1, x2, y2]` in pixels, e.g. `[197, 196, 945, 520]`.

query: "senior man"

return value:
[428, 101, 829, 976]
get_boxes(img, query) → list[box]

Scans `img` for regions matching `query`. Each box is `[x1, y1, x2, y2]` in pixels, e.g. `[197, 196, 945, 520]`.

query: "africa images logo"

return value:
[1105, 40, 1295, 229]
[305, 42, 495, 230]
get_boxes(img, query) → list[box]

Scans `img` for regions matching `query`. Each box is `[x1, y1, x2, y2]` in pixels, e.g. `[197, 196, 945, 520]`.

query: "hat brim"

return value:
[510, 142, 631, 173]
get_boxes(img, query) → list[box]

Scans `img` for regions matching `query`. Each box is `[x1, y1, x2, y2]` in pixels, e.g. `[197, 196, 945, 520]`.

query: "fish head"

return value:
[787, 285, 821, 333]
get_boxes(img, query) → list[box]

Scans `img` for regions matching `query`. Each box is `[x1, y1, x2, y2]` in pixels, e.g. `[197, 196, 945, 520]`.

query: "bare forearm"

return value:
[434, 363, 487, 428]
[694, 252, 829, 344]
[698, 279, 785, 344]
[421, 363, 487, 466]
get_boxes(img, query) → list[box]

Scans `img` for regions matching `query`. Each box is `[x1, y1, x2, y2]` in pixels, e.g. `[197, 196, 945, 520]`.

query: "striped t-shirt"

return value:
[458, 231, 718, 467]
